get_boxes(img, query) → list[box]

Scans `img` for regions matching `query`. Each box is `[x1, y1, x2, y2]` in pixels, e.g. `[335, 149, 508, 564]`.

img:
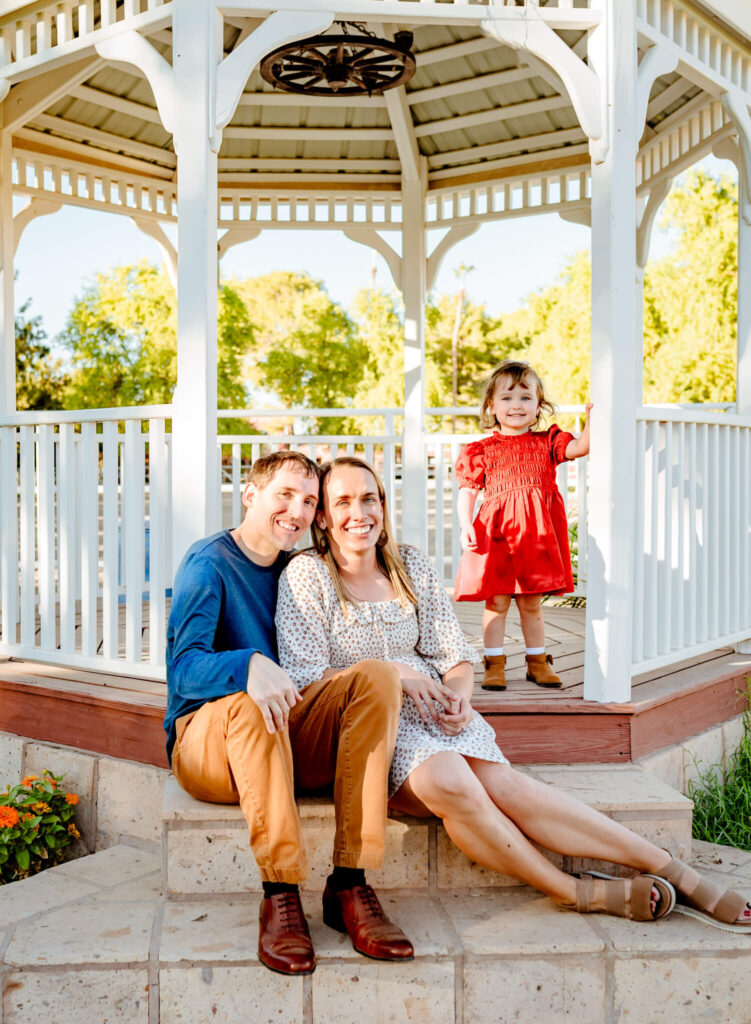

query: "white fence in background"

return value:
[0, 406, 172, 678]
[631, 407, 751, 674]
[1, 402, 747, 683]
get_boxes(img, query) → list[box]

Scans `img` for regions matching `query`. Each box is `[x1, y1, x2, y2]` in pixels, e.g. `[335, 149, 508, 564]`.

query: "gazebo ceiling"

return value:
[14, 18, 706, 196]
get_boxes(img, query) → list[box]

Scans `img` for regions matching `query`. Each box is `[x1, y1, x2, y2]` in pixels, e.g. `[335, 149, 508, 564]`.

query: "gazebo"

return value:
[0, 0, 749, 710]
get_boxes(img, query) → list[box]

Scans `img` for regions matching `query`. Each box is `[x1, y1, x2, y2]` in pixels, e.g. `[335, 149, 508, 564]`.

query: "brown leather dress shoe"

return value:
[258, 892, 316, 975]
[322, 881, 414, 961]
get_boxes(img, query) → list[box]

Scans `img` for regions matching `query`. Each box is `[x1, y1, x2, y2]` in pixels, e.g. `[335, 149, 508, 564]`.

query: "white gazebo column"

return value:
[400, 171, 428, 549]
[171, 0, 223, 568]
[583, 1, 640, 702]
[0, 130, 14, 413]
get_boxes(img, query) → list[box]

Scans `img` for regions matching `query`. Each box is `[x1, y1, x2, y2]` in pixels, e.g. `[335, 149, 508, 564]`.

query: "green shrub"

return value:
[0, 770, 81, 883]
[688, 706, 751, 852]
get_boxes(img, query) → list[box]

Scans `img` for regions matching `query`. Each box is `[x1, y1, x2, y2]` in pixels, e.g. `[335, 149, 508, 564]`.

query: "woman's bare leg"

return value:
[393, 752, 601, 909]
[515, 594, 546, 649]
[466, 758, 750, 922]
[483, 594, 512, 649]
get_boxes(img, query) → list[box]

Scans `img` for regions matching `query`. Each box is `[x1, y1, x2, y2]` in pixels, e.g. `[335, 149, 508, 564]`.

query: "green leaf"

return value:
[15, 847, 29, 870]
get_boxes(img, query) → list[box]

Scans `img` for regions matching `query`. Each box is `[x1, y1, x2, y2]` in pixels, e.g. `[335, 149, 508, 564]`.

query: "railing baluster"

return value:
[149, 417, 167, 665]
[18, 425, 36, 646]
[232, 442, 242, 526]
[101, 420, 118, 659]
[632, 420, 646, 664]
[673, 422, 685, 652]
[57, 424, 76, 651]
[80, 422, 99, 656]
[645, 421, 659, 660]
[435, 442, 445, 576]
[37, 424, 55, 650]
[577, 454, 588, 591]
[685, 422, 697, 648]
[708, 424, 720, 638]
[0, 426, 19, 645]
[124, 419, 145, 662]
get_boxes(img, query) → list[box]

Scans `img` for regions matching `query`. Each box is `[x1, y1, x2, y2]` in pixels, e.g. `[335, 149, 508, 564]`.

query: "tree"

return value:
[233, 271, 369, 431]
[347, 287, 404, 433]
[59, 261, 253, 415]
[15, 298, 68, 410]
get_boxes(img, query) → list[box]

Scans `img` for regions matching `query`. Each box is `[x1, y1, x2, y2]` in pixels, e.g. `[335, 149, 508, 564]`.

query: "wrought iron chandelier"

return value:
[260, 22, 416, 97]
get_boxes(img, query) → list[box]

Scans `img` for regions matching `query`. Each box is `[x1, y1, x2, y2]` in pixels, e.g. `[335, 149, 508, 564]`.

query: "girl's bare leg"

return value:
[515, 594, 546, 649]
[483, 594, 512, 649]
[391, 752, 646, 911]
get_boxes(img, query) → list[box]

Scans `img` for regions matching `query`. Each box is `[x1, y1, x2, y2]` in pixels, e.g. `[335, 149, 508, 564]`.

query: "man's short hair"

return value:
[247, 450, 319, 489]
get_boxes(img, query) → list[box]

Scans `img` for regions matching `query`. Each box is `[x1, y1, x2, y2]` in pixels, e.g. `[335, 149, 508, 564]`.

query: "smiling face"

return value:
[241, 464, 319, 560]
[319, 463, 384, 563]
[490, 374, 541, 434]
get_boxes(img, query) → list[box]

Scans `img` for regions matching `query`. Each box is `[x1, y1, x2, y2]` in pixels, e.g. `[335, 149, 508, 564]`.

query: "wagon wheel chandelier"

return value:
[260, 22, 416, 97]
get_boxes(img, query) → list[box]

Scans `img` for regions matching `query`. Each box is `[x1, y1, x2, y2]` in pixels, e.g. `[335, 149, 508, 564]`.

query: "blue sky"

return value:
[13, 157, 734, 354]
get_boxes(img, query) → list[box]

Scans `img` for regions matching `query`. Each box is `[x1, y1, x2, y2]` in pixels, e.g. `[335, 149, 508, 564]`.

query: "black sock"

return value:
[329, 866, 366, 892]
[262, 881, 299, 898]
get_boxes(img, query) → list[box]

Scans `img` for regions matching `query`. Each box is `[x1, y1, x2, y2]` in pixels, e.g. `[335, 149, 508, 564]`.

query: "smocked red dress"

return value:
[454, 426, 575, 600]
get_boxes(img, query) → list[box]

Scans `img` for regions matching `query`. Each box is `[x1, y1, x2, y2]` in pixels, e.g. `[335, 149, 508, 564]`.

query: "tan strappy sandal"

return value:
[568, 871, 675, 921]
[657, 854, 751, 933]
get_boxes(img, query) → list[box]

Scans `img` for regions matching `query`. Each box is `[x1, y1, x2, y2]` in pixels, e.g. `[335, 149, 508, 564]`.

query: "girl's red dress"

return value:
[454, 426, 575, 600]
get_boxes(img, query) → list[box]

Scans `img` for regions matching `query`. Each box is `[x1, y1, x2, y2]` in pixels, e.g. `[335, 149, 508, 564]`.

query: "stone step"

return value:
[162, 764, 693, 896]
[4, 841, 751, 1023]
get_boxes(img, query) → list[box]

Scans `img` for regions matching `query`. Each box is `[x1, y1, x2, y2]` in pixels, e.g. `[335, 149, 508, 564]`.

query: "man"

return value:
[164, 450, 413, 976]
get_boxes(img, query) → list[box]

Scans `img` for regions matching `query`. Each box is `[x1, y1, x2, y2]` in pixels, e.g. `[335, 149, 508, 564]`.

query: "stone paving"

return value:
[3, 838, 751, 1023]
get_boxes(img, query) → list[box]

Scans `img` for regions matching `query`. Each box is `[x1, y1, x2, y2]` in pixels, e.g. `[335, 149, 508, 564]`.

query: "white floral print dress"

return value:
[276, 546, 509, 796]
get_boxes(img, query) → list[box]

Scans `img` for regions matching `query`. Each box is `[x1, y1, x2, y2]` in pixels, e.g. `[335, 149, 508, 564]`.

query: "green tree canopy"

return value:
[58, 261, 252, 415]
[15, 298, 68, 410]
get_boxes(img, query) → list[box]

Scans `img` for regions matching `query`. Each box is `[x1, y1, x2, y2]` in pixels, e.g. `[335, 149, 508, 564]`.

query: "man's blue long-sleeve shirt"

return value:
[164, 531, 289, 763]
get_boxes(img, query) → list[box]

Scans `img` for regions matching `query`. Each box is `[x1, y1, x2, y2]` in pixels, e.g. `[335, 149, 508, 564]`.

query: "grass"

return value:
[688, 699, 751, 852]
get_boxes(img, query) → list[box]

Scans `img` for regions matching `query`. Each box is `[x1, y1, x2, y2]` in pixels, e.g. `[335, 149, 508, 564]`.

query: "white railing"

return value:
[632, 407, 751, 674]
[0, 406, 172, 679]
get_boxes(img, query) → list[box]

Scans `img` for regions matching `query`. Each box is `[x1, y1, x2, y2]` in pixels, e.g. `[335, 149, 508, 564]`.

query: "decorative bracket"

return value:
[215, 10, 334, 133]
[720, 91, 751, 226]
[558, 206, 591, 228]
[426, 225, 478, 292]
[13, 198, 62, 256]
[481, 9, 603, 158]
[217, 226, 263, 260]
[96, 32, 175, 136]
[131, 216, 177, 288]
[636, 45, 678, 148]
[343, 229, 402, 291]
[636, 178, 671, 273]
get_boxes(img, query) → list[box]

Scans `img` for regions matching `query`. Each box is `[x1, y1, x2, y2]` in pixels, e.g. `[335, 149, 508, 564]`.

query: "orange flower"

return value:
[0, 806, 20, 828]
[21, 812, 34, 822]
[67, 824, 81, 839]
[31, 801, 51, 813]
[65, 793, 79, 806]
[21, 775, 39, 787]
[48, 779, 57, 789]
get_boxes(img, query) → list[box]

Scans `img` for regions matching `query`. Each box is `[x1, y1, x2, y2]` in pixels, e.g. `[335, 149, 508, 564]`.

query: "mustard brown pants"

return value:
[171, 659, 402, 883]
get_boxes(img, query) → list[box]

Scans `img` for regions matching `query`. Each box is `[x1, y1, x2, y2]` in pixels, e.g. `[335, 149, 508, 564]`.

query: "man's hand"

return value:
[247, 652, 302, 734]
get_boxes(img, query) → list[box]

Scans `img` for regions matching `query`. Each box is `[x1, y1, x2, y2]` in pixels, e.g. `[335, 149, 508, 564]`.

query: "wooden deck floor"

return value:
[2, 600, 749, 768]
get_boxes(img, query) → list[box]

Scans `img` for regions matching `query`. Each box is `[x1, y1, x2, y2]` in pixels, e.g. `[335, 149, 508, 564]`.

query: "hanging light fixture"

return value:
[260, 22, 416, 97]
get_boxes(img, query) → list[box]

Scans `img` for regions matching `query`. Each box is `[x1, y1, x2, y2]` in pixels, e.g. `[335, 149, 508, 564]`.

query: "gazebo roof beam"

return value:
[416, 37, 498, 68]
[222, 125, 393, 142]
[30, 113, 175, 167]
[219, 171, 401, 185]
[414, 95, 571, 139]
[218, 156, 400, 171]
[407, 65, 543, 107]
[2, 56, 104, 132]
[236, 90, 386, 108]
[645, 78, 695, 124]
[13, 130, 176, 180]
[68, 85, 164, 126]
[429, 127, 586, 168]
[428, 143, 590, 183]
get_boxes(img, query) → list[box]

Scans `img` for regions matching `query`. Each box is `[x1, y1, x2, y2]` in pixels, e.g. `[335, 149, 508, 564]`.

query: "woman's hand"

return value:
[439, 694, 474, 736]
[394, 664, 456, 726]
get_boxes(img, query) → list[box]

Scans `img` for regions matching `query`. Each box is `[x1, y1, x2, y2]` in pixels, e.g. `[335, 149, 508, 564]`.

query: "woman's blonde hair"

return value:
[311, 455, 417, 610]
[479, 360, 556, 431]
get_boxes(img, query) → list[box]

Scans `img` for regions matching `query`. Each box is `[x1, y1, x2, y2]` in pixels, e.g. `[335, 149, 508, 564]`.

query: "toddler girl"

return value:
[454, 360, 591, 690]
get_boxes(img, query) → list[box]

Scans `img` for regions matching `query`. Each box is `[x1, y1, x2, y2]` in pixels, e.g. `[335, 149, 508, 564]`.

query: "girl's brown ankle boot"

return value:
[482, 654, 506, 690]
[525, 653, 562, 687]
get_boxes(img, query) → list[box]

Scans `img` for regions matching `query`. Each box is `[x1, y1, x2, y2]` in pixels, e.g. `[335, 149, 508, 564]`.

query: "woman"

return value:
[276, 456, 751, 930]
